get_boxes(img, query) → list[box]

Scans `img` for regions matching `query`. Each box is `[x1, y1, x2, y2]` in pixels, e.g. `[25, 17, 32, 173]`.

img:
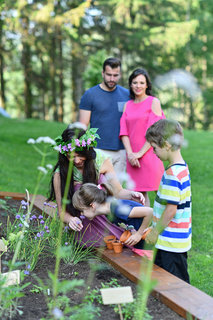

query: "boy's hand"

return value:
[145, 228, 159, 245]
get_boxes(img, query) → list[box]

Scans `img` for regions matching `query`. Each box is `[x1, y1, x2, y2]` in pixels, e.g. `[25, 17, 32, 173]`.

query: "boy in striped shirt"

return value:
[145, 119, 191, 283]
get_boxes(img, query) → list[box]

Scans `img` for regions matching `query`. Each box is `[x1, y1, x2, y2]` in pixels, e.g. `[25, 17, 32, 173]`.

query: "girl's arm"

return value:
[53, 172, 83, 231]
[100, 158, 145, 204]
[124, 206, 153, 246]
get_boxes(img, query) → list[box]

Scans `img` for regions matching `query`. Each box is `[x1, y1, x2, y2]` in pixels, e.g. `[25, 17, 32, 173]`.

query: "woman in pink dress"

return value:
[120, 68, 165, 206]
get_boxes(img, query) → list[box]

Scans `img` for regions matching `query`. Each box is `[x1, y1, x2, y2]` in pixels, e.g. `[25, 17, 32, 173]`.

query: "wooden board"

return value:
[0, 191, 26, 200]
[98, 248, 213, 320]
[28, 194, 57, 218]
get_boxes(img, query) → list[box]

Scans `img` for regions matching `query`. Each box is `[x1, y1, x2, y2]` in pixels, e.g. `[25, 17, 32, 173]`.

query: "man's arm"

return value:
[79, 109, 91, 127]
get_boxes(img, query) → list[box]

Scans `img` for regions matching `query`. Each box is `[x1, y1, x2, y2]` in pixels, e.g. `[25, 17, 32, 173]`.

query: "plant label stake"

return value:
[0, 239, 20, 287]
[101, 286, 133, 320]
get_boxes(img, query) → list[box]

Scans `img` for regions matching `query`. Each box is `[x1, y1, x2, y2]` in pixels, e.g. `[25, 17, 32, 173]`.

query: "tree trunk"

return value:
[0, 18, 6, 109]
[50, 34, 58, 121]
[71, 40, 86, 122]
[22, 41, 32, 118]
[58, 27, 64, 123]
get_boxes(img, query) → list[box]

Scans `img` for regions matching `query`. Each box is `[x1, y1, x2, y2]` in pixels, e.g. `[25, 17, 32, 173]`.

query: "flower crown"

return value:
[54, 128, 100, 155]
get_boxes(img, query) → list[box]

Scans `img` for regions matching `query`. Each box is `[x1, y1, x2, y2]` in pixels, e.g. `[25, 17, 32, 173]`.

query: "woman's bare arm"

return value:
[100, 158, 145, 204]
[53, 172, 83, 231]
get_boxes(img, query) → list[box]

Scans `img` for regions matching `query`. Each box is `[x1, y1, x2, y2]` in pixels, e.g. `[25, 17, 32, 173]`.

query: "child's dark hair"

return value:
[146, 119, 183, 151]
[72, 183, 113, 212]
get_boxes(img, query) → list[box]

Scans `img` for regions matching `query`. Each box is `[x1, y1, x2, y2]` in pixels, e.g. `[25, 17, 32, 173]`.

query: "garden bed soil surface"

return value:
[0, 199, 183, 320]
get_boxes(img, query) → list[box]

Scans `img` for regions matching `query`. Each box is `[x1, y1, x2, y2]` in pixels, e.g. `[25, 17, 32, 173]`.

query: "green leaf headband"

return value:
[54, 128, 100, 155]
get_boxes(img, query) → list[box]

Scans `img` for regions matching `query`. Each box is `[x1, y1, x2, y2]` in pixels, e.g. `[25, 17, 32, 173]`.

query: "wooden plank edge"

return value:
[97, 248, 213, 320]
[0, 192, 56, 217]
[0, 191, 26, 200]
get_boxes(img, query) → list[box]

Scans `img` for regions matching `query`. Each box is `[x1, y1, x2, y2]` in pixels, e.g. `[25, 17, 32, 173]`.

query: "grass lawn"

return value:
[0, 116, 213, 297]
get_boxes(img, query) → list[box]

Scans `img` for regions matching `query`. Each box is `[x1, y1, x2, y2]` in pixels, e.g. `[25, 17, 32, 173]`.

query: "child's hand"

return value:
[68, 217, 83, 232]
[125, 231, 142, 246]
[145, 228, 159, 245]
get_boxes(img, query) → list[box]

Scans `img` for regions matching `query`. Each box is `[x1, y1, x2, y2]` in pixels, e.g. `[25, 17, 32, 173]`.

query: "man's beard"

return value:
[104, 80, 117, 90]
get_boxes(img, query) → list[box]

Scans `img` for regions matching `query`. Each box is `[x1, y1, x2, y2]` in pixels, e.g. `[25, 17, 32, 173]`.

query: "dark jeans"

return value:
[155, 249, 190, 283]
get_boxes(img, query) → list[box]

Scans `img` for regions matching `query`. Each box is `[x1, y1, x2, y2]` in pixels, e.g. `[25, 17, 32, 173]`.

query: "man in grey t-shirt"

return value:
[79, 57, 129, 177]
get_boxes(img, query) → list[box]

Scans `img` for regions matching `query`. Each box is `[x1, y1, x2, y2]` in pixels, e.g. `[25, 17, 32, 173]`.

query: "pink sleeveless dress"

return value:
[119, 96, 165, 191]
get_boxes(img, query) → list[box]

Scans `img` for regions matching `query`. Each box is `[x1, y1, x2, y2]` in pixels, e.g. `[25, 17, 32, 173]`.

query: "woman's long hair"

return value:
[47, 127, 98, 216]
[129, 68, 152, 99]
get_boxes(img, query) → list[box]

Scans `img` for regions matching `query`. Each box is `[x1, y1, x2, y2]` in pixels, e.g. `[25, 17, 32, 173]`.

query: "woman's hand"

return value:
[68, 217, 83, 231]
[127, 153, 140, 167]
[125, 231, 142, 246]
[130, 191, 145, 205]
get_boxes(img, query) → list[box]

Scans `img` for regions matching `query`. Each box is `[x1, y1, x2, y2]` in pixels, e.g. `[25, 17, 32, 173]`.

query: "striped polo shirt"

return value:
[153, 163, 191, 253]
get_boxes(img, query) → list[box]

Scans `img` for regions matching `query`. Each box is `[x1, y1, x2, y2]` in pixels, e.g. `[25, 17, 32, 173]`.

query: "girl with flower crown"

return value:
[48, 123, 146, 247]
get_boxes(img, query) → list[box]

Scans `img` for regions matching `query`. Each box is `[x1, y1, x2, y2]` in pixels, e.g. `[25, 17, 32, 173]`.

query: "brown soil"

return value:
[0, 199, 183, 320]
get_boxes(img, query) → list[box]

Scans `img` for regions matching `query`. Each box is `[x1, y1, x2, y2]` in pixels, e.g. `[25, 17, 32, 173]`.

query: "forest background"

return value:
[0, 0, 213, 129]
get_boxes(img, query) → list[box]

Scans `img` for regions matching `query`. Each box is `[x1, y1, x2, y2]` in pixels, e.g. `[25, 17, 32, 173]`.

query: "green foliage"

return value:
[84, 277, 152, 320]
[83, 50, 107, 89]
[0, 277, 30, 319]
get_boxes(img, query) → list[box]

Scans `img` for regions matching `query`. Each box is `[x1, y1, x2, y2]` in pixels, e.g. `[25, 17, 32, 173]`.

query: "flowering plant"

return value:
[54, 127, 100, 155]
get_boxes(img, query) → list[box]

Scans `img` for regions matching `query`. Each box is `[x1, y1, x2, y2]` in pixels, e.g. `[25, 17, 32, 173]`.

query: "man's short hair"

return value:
[103, 57, 121, 71]
[146, 119, 184, 151]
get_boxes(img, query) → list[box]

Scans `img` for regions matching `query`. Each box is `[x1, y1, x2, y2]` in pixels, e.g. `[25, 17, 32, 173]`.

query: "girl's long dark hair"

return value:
[47, 127, 98, 216]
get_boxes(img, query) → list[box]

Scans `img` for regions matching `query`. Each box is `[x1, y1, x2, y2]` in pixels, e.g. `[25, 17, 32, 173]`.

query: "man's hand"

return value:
[68, 217, 83, 231]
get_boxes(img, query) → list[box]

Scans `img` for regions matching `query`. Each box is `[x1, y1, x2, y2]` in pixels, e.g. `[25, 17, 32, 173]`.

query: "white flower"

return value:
[126, 179, 135, 190]
[154, 69, 201, 101]
[53, 145, 60, 152]
[36, 136, 56, 145]
[27, 138, 36, 144]
[37, 166, 48, 174]
[52, 307, 63, 319]
[68, 122, 87, 131]
[168, 134, 183, 148]
[118, 204, 132, 216]
[46, 164, 53, 169]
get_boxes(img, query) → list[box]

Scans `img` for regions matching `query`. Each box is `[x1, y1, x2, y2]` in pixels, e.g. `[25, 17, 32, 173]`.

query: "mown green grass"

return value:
[0, 116, 66, 196]
[0, 116, 213, 296]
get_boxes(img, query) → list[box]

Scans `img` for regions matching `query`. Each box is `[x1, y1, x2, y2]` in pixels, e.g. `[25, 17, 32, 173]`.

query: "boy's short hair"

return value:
[146, 119, 183, 151]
